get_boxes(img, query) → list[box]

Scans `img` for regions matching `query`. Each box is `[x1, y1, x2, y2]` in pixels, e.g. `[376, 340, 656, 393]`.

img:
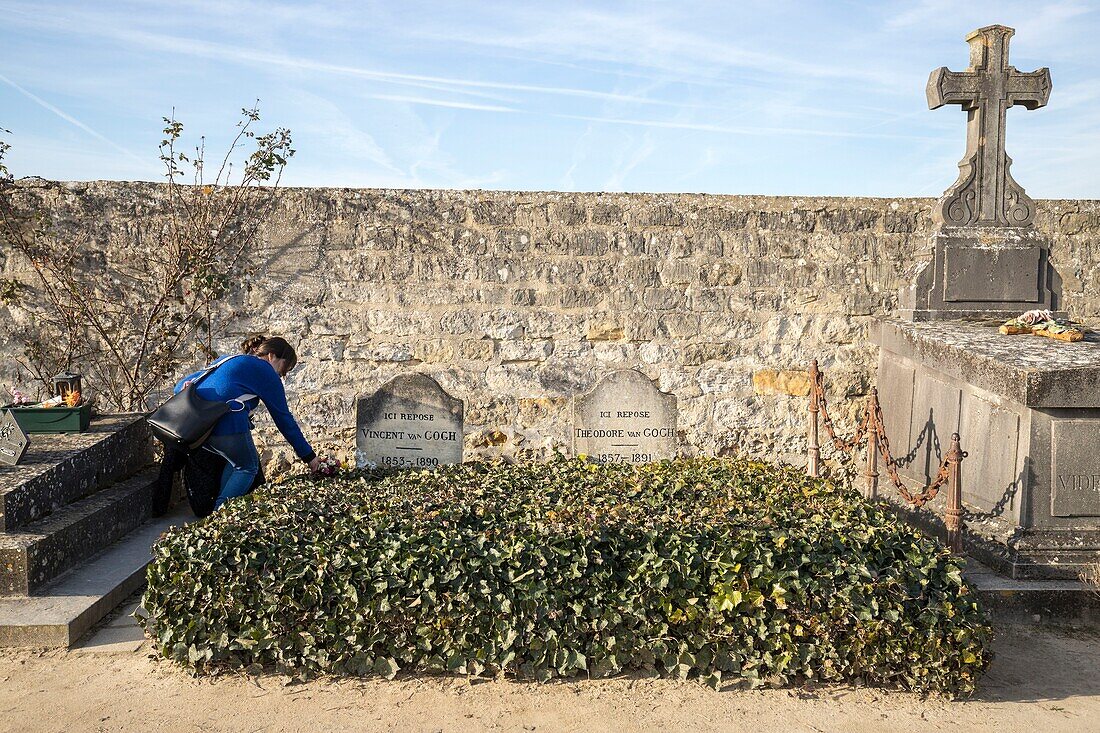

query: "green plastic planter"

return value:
[3, 402, 91, 433]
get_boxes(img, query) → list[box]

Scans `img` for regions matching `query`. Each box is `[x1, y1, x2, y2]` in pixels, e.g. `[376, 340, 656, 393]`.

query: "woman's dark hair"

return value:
[240, 335, 298, 371]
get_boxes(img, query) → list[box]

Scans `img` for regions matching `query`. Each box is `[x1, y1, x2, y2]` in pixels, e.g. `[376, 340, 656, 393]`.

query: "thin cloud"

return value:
[553, 112, 943, 141]
[363, 94, 517, 113]
[0, 5, 678, 108]
[0, 71, 146, 166]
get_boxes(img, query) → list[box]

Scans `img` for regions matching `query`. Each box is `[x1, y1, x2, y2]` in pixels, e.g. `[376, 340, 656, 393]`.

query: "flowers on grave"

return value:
[312, 455, 340, 477]
[1000, 310, 1086, 342]
[7, 389, 86, 409]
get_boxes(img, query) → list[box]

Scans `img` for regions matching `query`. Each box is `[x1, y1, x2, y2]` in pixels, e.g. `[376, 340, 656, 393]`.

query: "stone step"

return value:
[0, 504, 189, 647]
[0, 414, 152, 531]
[965, 558, 1100, 628]
[0, 466, 161, 596]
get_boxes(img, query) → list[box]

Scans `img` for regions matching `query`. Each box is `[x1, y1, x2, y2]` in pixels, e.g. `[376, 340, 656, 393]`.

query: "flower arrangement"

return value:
[1000, 309, 1087, 342]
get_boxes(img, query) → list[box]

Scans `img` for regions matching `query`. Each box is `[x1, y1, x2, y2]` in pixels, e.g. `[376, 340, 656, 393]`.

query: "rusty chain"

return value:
[810, 364, 953, 508]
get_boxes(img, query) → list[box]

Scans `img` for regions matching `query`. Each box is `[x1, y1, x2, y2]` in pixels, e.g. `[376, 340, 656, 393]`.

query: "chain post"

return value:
[807, 359, 820, 478]
[944, 432, 966, 553]
[863, 389, 880, 500]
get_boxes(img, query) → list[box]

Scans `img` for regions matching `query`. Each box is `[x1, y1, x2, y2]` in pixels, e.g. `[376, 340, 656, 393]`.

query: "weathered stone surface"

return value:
[875, 319, 1100, 577]
[0, 415, 151, 531]
[355, 374, 464, 470]
[927, 25, 1050, 229]
[2, 183, 1099, 471]
[902, 26, 1057, 321]
[960, 395, 1021, 514]
[585, 322, 624, 342]
[902, 228, 1061, 320]
[875, 319, 1100, 408]
[573, 370, 677, 463]
[1051, 420, 1100, 517]
[751, 369, 812, 396]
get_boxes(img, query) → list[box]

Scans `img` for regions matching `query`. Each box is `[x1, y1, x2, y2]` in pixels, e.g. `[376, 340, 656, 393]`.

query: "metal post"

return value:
[863, 389, 879, 500]
[807, 359, 820, 478]
[945, 432, 966, 553]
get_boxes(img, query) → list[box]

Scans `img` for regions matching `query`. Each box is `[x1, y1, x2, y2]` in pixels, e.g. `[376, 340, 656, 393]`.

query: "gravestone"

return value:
[900, 25, 1058, 321]
[573, 370, 677, 463]
[875, 25, 1100, 579]
[355, 374, 464, 469]
[0, 411, 29, 467]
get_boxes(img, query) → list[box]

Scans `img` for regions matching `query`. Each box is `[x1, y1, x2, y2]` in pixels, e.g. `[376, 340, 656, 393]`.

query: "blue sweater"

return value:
[175, 355, 315, 462]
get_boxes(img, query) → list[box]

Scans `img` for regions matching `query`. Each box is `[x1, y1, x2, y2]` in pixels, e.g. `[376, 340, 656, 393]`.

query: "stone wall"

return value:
[3, 181, 1099, 470]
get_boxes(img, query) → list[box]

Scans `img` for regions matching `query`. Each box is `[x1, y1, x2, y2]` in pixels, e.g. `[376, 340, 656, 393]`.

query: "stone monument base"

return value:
[873, 319, 1100, 579]
[898, 227, 1062, 321]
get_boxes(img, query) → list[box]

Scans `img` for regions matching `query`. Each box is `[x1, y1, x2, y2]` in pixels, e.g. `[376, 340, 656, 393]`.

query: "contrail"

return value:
[0, 71, 146, 166]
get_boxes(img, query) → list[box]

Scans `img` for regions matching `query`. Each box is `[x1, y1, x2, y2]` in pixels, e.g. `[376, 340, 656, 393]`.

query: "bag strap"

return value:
[227, 393, 257, 412]
[190, 354, 244, 388]
[189, 355, 259, 410]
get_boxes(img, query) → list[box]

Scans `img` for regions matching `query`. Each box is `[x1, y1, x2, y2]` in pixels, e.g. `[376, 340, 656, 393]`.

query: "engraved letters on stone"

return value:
[355, 374, 464, 469]
[573, 370, 677, 463]
[0, 410, 29, 467]
[1050, 419, 1100, 518]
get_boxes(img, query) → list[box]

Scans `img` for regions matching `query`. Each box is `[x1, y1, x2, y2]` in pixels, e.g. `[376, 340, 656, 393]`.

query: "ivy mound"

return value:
[140, 457, 991, 694]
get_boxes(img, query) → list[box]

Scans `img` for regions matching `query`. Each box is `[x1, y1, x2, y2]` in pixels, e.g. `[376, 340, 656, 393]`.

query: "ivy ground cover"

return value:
[140, 457, 991, 694]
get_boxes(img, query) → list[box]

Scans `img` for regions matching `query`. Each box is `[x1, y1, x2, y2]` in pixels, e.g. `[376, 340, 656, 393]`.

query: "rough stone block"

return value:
[472, 201, 517, 225]
[459, 339, 495, 361]
[751, 369, 812, 396]
[683, 343, 737, 367]
[591, 202, 624, 225]
[586, 322, 625, 342]
[643, 288, 687, 310]
[499, 340, 554, 363]
[517, 397, 570, 425]
[551, 202, 587, 226]
[636, 204, 684, 227]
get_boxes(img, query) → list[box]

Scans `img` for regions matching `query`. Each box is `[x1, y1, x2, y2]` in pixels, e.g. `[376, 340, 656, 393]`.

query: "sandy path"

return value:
[0, 624, 1097, 732]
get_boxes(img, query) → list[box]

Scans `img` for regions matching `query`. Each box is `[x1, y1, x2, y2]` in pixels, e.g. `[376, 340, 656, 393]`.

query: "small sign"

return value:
[0, 410, 30, 467]
[355, 374, 464, 470]
[573, 369, 678, 463]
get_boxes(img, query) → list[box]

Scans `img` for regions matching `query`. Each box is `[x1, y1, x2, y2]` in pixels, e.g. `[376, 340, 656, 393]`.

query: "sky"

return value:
[1, 0, 1098, 198]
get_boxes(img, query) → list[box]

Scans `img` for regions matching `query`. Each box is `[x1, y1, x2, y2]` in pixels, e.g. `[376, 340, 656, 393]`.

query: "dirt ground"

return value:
[0, 622, 1097, 733]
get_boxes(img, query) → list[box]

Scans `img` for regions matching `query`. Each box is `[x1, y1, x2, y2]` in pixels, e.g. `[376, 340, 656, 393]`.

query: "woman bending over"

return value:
[174, 335, 320, 510]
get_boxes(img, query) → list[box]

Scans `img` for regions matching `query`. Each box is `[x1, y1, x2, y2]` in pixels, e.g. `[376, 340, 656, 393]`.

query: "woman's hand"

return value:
[308, 456, 322, 472]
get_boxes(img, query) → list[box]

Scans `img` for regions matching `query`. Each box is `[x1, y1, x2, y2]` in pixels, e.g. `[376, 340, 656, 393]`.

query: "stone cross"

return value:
[928, 25, 1050, 228]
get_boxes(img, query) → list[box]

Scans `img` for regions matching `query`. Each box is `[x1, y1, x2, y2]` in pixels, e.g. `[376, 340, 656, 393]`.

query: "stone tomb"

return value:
[878, 25, 1100, 578]
[876, 321, 1100, 578]
[573, 370, 677, 463]
[355, 374, 464, 469]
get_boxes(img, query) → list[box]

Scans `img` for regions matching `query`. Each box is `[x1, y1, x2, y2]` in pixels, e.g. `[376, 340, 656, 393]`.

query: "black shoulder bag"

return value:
[146, 356, 256, 453]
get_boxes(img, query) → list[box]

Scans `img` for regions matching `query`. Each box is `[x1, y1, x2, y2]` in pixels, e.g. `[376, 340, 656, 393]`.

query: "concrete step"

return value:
[0, 503, 189, 647]
[965, 558, 1100, 628]
[0, 414, 152, 531]
[0, 467, 161, 596]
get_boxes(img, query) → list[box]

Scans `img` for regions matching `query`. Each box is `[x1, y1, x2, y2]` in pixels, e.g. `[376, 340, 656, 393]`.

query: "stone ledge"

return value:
[873, 318, 1100, 408]
[0, 415, 151, 531]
